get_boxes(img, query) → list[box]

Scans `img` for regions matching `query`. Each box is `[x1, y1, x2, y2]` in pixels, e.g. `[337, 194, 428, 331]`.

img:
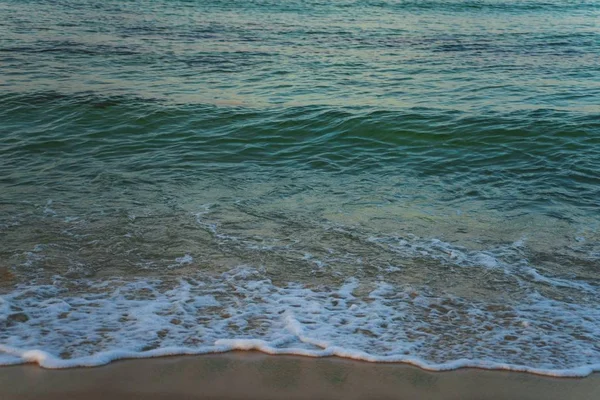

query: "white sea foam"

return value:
[43, 200, 57, 216]
[367, 235, 596, 292]
[173, 254, 194, 266]
[1, 267, 599, 376]
[189, 205, 596, 296]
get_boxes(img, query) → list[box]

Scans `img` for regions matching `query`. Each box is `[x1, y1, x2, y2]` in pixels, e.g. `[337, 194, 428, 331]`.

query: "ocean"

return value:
[0, 0, 599, 376]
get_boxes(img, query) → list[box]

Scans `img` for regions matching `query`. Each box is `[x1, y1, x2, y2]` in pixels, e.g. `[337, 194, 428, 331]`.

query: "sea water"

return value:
[0, 0, 599, 376]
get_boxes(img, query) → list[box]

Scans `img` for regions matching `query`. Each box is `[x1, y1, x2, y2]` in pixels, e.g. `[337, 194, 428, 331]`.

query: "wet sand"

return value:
[1, 352, 599, 400]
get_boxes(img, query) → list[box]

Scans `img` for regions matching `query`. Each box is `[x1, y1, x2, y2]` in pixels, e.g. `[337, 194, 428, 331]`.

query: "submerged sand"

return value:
[1, 352, 599, 400]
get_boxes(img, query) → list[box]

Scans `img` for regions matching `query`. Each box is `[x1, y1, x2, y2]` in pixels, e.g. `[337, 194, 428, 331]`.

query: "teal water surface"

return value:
[1, 0, 600, 373]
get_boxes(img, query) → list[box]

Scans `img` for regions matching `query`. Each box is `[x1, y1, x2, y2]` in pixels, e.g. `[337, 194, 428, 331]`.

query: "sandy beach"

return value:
[1, 352, 599, 400]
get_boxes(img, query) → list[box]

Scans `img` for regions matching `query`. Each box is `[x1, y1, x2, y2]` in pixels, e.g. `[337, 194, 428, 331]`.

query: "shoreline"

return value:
[2, 352, 599, 400]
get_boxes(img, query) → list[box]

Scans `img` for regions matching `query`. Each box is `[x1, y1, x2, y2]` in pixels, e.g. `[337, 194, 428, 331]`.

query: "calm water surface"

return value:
[1, 0, 599, 374]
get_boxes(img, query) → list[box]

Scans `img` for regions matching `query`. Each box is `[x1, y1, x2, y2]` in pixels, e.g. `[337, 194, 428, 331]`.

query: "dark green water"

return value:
[0, 0, 599, 374]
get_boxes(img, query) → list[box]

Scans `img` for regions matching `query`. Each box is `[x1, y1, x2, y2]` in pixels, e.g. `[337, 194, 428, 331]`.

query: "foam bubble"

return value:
[1, 267, 599, 375]
[368, 235, 596, 292]
[174, 254, 194, 266]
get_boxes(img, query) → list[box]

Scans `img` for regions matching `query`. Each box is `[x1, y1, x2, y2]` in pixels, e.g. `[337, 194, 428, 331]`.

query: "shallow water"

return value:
[1, 0, 599, 375]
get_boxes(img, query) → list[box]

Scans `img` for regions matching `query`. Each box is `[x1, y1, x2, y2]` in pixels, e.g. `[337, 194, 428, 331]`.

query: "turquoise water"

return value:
[1, 0, 600, 374]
